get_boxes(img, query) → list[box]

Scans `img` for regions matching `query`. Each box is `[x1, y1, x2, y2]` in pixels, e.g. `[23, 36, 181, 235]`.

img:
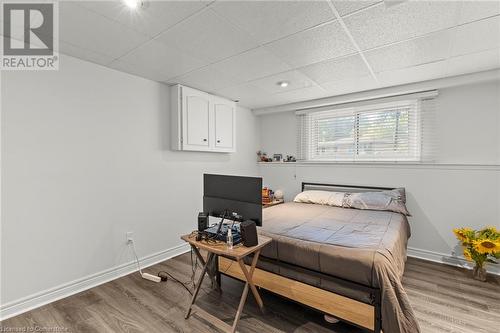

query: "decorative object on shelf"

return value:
[284, 155, 296, 162]
[257, 150, 264, 161]
[262, 187, 273, 204]
[257, 150, 272, 162]
[453, 226, 499, 281]
[274, 189, 284, 200]
[262, 187, 284, 208]
[273, 154, 283, 162]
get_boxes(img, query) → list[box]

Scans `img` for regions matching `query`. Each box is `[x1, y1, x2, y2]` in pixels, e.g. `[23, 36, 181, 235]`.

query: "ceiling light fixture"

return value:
[123, 0, 142, 10]
[277, 81, 289, 88]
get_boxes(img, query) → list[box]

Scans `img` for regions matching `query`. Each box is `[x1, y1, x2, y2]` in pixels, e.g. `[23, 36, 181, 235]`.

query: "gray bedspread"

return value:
[259, 202, 420, 333]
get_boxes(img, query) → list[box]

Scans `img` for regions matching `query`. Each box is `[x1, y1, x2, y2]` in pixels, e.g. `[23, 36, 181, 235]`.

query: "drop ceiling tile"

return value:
[299, 54, 370, 84]
[76, 0, 207, 37]
[216, 83, 269, 108]
[320, 75, 379, 95]
[376, 61, 447, 87]
[216, 82, 266, 100]
[272, 85, 329, 104]
[458, 0, 500, 25]
[211, 47, 291, 83]
[166, 66, 242, 93]
[248, 85, 330, 109]
[249, 70, 319, 95]
[155, 9, 259, 63]
[59, 42, 115, 67]
[332, 0, 381, 16]
[59, 2, 149, 59]
[220, 79, 369, 109]
[344, 1, 460, 50]
[447, 49, 500, 76]
[365, 29, 452, 73]
[108, 59, 169, 82]
[452, 16, 500, 57]
[265, 20, 357, 68]
[212, 0, 335, 44]
[246, 94, 294, 109]
[115, 39, 207, 80]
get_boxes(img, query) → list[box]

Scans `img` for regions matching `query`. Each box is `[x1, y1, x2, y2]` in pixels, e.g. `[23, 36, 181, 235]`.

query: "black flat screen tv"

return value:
[203, 174, 262, 226]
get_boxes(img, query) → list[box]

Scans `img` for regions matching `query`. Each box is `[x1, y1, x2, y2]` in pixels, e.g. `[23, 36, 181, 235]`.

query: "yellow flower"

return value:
[473, 239, 500, 255]
[454, 228, 472, 242]
[481, 226, 499, 236]
[486, 226, 497, 233]
[463, 248, 472, 261]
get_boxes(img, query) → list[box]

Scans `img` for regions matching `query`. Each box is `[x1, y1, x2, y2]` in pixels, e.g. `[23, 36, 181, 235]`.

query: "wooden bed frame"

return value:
[217, 182, 397, 333]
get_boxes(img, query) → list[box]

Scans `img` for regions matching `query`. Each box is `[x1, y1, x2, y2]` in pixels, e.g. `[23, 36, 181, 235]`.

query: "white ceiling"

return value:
[2, 0, 500, 109]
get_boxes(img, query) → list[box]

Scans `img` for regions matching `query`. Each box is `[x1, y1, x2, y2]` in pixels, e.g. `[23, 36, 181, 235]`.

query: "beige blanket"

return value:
[259, 202, 420, 333]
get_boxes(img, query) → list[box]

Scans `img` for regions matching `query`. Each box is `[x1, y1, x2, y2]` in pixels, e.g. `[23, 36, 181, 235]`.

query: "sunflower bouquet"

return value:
[453, 226, 500, 281]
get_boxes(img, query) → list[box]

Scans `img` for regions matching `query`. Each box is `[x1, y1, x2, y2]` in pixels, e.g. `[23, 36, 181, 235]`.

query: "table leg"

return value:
[230, 250, 264, 332]
[191, 245, 219, 290]
[236, 250, 264, 311]
[231, 282, 249, 333]
[185, 251, 214, 319]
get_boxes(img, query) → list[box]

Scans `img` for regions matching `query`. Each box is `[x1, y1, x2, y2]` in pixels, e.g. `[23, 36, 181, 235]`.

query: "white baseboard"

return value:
[0, 243, 190, 321]
[407, 246, 500, 276]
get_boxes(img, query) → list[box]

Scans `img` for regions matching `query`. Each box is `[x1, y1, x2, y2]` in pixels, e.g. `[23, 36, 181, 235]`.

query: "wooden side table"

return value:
[181, 234, 272, 333]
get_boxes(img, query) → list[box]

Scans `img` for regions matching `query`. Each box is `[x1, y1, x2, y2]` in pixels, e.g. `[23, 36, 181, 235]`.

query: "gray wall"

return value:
[257, 80, 500, 271]
[0, 55, 259, 307]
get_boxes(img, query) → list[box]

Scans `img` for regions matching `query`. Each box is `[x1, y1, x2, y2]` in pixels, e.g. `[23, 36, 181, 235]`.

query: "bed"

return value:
[218, 183, 420, 333]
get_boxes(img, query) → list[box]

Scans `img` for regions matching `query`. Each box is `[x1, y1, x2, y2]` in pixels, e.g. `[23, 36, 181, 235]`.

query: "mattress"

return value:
[255, 202, 419, 333]
[259, 202, 410, 287]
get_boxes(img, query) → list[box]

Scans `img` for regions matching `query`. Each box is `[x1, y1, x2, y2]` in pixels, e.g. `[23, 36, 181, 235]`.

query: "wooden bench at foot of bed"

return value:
[218, 256, 381, 332]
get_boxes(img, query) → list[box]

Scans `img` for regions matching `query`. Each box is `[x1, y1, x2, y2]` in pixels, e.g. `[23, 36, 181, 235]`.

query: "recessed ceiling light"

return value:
[277, 81, 289, 88]
[123, 0, 142, 9]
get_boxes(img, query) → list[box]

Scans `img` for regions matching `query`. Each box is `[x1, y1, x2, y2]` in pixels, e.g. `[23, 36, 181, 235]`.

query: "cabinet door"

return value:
[182, 87, 210, 151]
[213, 99, 235, 151]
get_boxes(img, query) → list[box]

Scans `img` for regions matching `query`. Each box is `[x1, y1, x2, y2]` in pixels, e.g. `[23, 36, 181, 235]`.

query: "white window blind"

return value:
[297, 92, 436, 162]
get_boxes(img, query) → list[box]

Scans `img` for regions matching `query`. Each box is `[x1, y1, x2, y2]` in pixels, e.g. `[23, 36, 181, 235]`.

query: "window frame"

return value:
[305, 100, 421, 162]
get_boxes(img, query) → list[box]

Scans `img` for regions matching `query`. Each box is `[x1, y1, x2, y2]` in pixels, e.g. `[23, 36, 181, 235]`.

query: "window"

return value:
[297, 100, 423, 162]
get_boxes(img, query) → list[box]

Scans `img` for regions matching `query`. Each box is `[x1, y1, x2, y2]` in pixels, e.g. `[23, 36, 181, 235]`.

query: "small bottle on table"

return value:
[227, 228, 233, 249]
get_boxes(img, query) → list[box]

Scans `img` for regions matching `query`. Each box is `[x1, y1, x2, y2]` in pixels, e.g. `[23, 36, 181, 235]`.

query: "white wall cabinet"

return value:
[171, 85, 236, 152]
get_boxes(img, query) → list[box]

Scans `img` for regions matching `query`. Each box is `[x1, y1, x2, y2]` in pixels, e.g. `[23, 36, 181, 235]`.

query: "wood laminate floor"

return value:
[2, 254, 499, 333]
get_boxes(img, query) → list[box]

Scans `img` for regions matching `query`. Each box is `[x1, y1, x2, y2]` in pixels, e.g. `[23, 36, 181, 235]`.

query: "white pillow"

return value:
[293, 190, 345, 207]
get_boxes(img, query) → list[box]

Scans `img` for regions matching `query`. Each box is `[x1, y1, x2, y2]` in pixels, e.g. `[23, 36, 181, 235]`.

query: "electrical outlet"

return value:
[126, 231, 134, 243]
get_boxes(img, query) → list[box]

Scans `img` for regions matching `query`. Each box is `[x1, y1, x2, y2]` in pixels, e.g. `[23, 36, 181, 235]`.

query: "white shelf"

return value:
[257, 161, 500, 171]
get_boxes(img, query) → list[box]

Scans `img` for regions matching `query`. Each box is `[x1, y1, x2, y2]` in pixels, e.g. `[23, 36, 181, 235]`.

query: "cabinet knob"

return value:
[217, 140, 220, 143]
[203, 139, 207, 142]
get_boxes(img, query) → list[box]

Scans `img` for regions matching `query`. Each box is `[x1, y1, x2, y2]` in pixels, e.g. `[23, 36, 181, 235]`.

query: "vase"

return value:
[472, 264, 487, 282]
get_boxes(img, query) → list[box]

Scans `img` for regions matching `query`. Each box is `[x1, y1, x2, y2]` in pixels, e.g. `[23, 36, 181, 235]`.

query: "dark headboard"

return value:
[301, 182, 394, 192]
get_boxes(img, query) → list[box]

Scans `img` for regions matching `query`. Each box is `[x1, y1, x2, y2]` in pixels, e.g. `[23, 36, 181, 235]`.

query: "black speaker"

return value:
[240, 220, 258, 247]
[198, 212, 208, 231]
